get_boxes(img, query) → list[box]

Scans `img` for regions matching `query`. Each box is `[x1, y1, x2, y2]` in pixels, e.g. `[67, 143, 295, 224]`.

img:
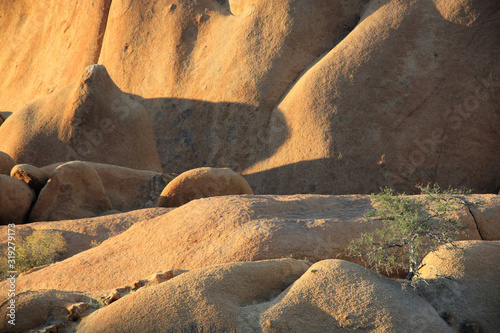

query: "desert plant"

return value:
[1, 230, 66, 279]
[347, 184, 471, 280]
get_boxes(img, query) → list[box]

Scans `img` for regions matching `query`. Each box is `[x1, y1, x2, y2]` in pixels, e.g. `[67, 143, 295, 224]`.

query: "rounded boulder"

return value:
[0, 151, 16, 175]
[0, 174, 35, 224]
[156, 167, 253, 208]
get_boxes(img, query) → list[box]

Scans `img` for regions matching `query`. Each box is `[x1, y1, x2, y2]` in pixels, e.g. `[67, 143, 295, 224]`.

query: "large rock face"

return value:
[98, 0, 366, 175]
[76, 259, 451, 333]
[4, 194, 481, 292]
[245, 0, 500, 194]
[2, 0, 498, 194]
[0, 0, 111, 112]
[0, 65, 162, 172]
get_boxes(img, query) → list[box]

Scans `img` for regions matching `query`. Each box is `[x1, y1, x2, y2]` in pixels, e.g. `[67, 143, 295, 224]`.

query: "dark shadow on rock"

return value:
[129, 95, 289, 175]
[0, 112, 11, 125]
[243, 157, 500, 196]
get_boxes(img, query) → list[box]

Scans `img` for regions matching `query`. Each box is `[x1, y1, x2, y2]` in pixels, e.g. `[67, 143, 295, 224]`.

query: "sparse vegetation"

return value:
[347, 184, 471, 280]
[1, 230, 66, 279]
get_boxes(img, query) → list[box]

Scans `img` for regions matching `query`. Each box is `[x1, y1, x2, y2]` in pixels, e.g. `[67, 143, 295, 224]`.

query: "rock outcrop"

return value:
[42, 162, 171, 212]
[0, 152, 15, 176]
[418, 241, 500, 332]
[98, 0, 366, 175]
[0, 175, 35, 225]
[1, 1, 499, 194]
[244, 0, 500, 194]
[156, 167, 253, 207]
[0, 289, 91, 333]
[76, 259, 452, 333]
[465, 194, 500, 240]
[0, 0, 112, 112]
[0, 208, 170, 261]
[0, 65, 162, 172]
[10, 164, 50, 193]
[5, 194, 481, 292]
[29, 161, 113, 222]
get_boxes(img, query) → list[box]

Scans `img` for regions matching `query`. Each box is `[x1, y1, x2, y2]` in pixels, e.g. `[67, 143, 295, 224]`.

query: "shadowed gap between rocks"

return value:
[129, 95, 289, 177]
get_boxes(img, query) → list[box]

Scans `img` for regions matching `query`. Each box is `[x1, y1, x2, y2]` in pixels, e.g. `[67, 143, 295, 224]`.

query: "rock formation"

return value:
[0, 0, 499, 332]
[156, 167, 253, 207]
[3, 194, 482, 293]
[29, 161, 113, 222]
[245, 0, 500, 194]
[41, 162, 171, 212]
[0, 0, 112, 112]
[98, 0, 366, 177]
[0, 65, 162, 172]
[0, 175, 35, 225]
[10, 164, 50, 194]
[418, 241, 500, 332]
[0, 208, 170, 261]
[0, 152, 15, 176]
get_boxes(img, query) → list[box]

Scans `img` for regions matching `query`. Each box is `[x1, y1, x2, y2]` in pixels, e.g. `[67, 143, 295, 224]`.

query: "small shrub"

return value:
[1, 230, 66, 279]
[347, 184, 470, 280]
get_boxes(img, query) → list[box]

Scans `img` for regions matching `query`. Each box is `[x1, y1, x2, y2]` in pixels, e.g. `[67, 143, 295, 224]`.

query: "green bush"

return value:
[1, 230, 66, 279]
[347, 184, 470, 280]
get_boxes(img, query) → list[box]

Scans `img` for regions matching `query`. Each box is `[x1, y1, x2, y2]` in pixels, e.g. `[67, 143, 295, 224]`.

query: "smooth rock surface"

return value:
[465, 194, 500, 240]
[99, 0, 366, 175]
[29, 161, 113, 222]
[157, 167, 253, 207]
[0, 65, 162, 172]
[0, 208, 170, 260]
[244, 0, 500, 194]
[76, 259, 452, 332]
[42, 162, 171, 212]
[0, 290, 90, 333]
[5, 194, 480, 292]
[0, 0, 112, 112]
[0, 175, 35, 225]
[418, 241, 500, 332]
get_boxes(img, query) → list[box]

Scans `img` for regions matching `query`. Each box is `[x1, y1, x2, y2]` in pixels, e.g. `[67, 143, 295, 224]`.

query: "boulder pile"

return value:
[0, 0, 499, 332]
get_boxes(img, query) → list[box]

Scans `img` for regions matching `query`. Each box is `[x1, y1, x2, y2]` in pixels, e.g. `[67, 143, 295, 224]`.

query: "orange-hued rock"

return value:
[0, 208, 169, 261]
[0, 175, 35, 225]
[244, 0, 500, 194]
[75, 259, 451, 333]
[41, 161, 171, 212]
[29, 161, 113, 222]
[0, 65, 162, 172]
[99, 0, 365, 174]
[156, 167, 253, 207]
[0, 151, 15, 175]
[465, 194, 500, 240]
[5, 194, 480, 292]
[418, 241, 500, 332]
[0, 1, 111, 113]
[10, 164, 50, 193]
[0, 290, 90, 333]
